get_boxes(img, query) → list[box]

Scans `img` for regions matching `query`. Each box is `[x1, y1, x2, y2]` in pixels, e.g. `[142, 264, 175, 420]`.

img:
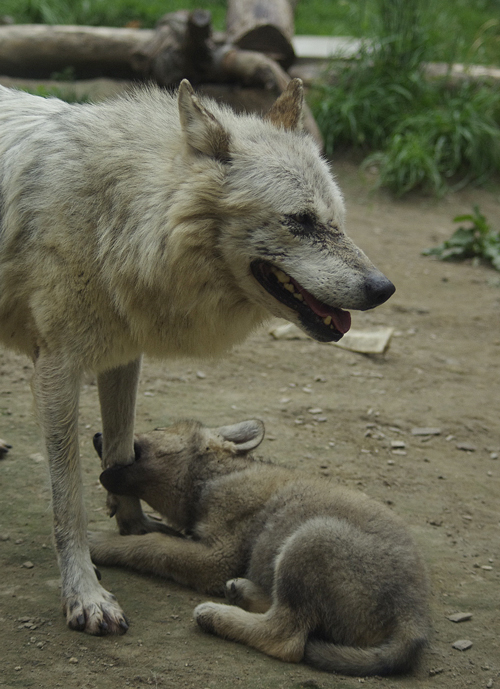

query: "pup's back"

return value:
[235, 476, 429, 675]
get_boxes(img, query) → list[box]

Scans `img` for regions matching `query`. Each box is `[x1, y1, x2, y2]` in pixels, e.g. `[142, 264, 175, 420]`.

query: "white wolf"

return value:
[0, 79, 395, 635]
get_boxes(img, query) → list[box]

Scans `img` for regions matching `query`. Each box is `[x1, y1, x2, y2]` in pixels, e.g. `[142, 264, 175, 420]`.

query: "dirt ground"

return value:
[1, 158, 499, 689]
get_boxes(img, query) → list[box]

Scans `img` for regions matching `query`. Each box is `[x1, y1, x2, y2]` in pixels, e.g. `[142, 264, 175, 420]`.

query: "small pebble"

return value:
[308, 408, 323, 414]
[196, 371, 206, 379]
[411, 427, 442, 436]
[68, 657, 78, 664]
[22, 561, 34, 569]
[447, 612, 472, 623]
[481, 565, 493, 571]
[391, 440, 406, 449]
[456, 443, 477, 452]
[452, 639, 473, 651]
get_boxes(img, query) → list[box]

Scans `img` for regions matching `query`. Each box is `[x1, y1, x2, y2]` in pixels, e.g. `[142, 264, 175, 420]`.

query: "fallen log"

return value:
[226, 0, 296, 68]
[0, 24, 153, 79]
[0, 11, 323, 147]
[132, 9, 216, 86]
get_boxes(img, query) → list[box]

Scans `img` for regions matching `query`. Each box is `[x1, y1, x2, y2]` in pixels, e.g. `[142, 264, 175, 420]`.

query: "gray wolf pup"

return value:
[90, 419, 429, 676]
[0, 79, 394, 635]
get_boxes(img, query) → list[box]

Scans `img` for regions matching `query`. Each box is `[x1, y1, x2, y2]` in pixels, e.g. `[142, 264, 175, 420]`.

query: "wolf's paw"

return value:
[194, 602, 221, 636]
[63, 586, 129, 635]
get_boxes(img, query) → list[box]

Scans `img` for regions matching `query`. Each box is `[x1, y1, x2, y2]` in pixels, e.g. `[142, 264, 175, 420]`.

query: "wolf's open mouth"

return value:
[250, 260, 351, 342]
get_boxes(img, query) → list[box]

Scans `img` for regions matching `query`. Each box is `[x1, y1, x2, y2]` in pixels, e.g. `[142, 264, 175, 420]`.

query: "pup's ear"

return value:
[93, 432, 103, 459]
[215, 419, 265, 453]
[264, 78, 304, 131]
[99, 465, 133, 495]
[178, 79, 231, 162]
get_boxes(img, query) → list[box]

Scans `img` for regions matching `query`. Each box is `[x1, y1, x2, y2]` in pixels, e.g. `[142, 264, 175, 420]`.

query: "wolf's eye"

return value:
[287, 212, 316, 235]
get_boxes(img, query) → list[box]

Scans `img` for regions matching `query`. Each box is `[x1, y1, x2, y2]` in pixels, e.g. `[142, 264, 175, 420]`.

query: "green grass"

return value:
[2, 0, 500, 66]
[309, 0, 500, 196]
[0, 0, 228, 30]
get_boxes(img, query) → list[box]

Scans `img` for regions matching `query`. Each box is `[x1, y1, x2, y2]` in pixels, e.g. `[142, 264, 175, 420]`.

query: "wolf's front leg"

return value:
[33, 351, 128, 635]
[97, 358, 170, 535]
[89, 531, 239, 595]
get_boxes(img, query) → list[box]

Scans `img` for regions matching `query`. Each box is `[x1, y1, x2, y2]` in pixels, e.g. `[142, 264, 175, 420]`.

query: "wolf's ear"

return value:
[214, 419, 265, 453]
[264, 78, 304, 131]
[178, 79, 231, 162]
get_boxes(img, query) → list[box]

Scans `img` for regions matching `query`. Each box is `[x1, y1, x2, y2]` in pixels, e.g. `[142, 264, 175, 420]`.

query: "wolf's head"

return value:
[178, 79, 395, 343]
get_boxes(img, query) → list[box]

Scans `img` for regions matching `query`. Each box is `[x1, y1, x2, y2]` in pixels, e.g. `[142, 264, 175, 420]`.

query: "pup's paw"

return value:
[0, 438, 12, 459]
[194, 602, 221, 635]
[63, 585, 129, 635]
[116, 512, 182, 537]
[225, 578, 246, 606]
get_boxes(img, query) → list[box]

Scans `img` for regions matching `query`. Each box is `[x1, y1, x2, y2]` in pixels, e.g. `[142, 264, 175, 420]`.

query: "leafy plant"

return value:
[422, 205, 500, 270]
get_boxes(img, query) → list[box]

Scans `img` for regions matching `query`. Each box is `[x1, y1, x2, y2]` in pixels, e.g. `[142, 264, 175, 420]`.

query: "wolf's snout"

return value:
[363, 273, 395, 309]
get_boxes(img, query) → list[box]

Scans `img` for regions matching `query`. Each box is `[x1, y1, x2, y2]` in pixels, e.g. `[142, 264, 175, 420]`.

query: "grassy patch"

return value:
[423, 206, 500, 270]
[310, 0, 500, 196]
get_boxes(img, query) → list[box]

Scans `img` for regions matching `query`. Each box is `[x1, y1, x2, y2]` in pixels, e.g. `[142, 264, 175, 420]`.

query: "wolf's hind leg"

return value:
[194, 602, 306, 663]
[225, 578, 272, 613]
[97, 358, 170, 535]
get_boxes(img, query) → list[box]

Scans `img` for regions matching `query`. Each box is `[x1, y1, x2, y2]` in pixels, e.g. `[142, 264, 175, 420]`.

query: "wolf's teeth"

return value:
[293, 292, 304, 301]
[284, 283, 295, 293]
[323, 316, 332, 326]
[271, 267, 291, 284]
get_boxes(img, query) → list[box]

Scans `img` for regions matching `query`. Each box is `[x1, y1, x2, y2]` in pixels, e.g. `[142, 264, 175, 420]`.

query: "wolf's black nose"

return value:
[364, 273, 396, 309]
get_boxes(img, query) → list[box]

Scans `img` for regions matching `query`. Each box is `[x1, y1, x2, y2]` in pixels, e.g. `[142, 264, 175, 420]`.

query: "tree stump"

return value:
[226, 0, 296, 68]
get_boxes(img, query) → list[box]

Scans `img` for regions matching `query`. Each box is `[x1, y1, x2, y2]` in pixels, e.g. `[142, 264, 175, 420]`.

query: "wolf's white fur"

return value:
[0, 80, 393, 634]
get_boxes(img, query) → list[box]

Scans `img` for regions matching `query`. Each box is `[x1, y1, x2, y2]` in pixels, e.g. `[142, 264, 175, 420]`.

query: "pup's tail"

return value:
[304, 627, 427, 676]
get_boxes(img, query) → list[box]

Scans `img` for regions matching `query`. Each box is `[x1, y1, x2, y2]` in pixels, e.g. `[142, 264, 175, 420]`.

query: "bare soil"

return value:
[1, 159, 499, 689]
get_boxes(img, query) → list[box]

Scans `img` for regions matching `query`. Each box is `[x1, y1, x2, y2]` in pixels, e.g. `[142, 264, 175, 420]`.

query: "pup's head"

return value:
[93, 419, 265, 515]
[178, 79, 395, 343]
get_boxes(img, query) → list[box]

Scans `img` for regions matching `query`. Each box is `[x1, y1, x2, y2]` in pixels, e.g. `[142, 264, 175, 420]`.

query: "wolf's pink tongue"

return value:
[296, 284, 351, 334]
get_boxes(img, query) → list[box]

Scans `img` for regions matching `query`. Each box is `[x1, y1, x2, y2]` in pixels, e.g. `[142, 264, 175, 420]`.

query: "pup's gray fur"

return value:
[90, 419, 429, 676]
[0, 79, 394, 634]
